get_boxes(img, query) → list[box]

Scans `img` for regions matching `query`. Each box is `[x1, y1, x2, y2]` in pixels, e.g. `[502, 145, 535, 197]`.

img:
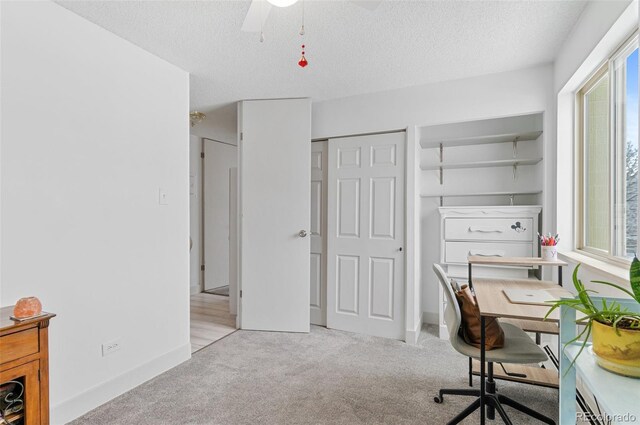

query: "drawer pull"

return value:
[468, 250, 505, 257]
[468, 226, 503, 233]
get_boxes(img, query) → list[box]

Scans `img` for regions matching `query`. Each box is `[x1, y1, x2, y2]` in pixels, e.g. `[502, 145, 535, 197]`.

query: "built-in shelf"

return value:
[419, 113, 544, 206]
[420, 190, 542, 198]
[420, 130, 542, 149]
[421, 157, 542, 171]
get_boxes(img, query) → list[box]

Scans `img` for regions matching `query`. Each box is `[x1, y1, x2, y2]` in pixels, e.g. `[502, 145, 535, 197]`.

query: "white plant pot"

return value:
[541, 245, 558, 261]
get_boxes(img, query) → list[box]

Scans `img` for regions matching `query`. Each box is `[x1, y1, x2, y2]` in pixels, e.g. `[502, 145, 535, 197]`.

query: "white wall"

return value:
[190, 135, 203, 294]
[313, 64, 556, 325]
[190, 103, 238, 146]
[554, 0, 637, 289]
[554, 0, 633, 94]
[0, 2, 190, 423]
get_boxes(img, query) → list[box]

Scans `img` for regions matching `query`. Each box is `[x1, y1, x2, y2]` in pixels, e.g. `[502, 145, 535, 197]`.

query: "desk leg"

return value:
[480, 315, 486, 425]
[558, 266, 563, 286]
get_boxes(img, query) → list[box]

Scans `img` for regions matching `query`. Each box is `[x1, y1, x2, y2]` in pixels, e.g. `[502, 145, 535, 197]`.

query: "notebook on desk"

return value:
[503, 288, 555, 306]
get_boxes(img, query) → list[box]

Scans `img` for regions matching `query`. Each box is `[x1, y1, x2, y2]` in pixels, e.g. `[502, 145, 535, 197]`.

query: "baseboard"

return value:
[405, 312, 423, 345]
[422, 311, 438, 325]
[189, 284, 200, 295]
[52, 343, 191, 424]
[439, 324, 449, 340]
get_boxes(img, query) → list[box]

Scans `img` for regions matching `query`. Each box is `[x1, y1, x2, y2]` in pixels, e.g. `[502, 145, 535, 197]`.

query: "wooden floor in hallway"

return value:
[190, 292, 237, 353]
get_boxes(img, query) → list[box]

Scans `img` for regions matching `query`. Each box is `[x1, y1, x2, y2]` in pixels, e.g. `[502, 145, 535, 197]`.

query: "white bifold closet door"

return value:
[327, 132, 405, 340]
[238, 98, 311, 333]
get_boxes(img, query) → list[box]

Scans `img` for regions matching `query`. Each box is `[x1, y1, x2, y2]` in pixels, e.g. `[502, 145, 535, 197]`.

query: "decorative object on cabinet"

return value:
[1, 306, 55, 425]
[547, 259, 640, 377]
[11, 298, 42, 321]
[437, 205, 542, 339]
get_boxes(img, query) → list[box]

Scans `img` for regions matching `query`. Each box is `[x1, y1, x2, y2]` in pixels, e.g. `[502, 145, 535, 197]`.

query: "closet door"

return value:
[238, 99, 311, 333]
[327, 132, 405, 339]
[310, 141, 327, 326]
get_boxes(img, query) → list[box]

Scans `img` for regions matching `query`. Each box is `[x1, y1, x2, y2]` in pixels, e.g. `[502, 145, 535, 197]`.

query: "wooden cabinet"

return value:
[0, 307, 55, 425]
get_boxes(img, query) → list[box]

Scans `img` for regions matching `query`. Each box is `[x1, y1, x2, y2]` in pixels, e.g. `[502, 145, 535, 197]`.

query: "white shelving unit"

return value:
[420, 130, 542, 148]
[419, 113, 544, 205]
[421, 190, 542, 198]
[420, 113, 546, 340]
[420, 157, 542, 171]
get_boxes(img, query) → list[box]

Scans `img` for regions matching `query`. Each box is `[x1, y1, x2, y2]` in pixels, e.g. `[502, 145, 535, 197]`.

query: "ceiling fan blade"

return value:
[351, 0, 383, 11]
[241, 0, 272, 32]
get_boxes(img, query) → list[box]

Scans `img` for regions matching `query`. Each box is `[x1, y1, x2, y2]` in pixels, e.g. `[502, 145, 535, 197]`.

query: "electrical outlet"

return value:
[102, 339, 121, 357]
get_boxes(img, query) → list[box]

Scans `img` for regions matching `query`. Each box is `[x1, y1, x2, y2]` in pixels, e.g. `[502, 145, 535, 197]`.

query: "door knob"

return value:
[298, 230, 308, 238]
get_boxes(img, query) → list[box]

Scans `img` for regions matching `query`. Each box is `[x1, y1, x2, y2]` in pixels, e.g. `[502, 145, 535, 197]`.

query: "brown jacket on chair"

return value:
[453, 283, 505, 350]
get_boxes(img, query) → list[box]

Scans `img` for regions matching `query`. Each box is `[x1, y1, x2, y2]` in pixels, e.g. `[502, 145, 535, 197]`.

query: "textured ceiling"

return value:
[57, 0, 588, 114]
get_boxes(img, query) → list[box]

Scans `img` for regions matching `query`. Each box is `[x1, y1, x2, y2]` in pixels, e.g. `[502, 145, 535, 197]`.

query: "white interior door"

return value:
[310, 141, 327, 326]
[203, 140, 237, 291]
[189, 135, 203, 295]
[238, 98, 311, 332]
[229, 167, 238, 316]
[327, 132, 405, 339]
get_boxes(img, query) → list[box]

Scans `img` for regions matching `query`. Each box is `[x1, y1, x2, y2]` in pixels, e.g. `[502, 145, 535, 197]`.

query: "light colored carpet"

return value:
[70, 326, 558, 424]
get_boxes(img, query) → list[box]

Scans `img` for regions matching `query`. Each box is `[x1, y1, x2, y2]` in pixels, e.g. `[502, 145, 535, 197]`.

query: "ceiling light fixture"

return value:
[267, 0, 299, 7]
[299, 0, 305, 35]
[190, 111, 206, 127]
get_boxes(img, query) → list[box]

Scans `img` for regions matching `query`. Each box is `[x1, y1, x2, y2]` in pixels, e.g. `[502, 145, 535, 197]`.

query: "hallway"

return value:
[190, 292, 236, 353]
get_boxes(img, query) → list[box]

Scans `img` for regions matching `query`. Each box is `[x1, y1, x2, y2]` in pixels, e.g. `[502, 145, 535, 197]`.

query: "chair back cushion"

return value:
[433, 264, 463, 344]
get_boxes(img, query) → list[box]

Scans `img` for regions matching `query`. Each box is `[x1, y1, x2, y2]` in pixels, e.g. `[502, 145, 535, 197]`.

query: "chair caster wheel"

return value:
[434, 395, 443, 404]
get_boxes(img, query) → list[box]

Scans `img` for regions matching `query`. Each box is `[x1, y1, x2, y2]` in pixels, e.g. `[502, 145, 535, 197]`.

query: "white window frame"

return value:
[576, 31, 639, 265]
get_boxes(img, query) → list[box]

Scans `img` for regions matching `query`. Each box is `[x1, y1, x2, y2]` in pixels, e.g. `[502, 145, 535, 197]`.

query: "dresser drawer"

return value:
[0, 327, 39, 364]
[444, 218, 534, 241]
[444, 241, 534, 264]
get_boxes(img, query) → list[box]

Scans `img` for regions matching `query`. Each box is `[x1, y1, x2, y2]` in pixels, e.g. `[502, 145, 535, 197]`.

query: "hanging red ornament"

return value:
[298, 44, 308, 68]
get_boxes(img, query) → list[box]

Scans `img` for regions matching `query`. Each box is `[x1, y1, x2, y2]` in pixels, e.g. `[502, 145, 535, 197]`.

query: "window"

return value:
[578, 33, 639, 262]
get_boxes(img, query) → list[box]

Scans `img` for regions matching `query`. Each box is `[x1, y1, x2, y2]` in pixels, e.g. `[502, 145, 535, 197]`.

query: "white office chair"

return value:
[432, 264, 554, 425]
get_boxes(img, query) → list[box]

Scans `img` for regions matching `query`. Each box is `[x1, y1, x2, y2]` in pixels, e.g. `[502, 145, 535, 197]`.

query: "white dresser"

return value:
[437, 206, 542, 339]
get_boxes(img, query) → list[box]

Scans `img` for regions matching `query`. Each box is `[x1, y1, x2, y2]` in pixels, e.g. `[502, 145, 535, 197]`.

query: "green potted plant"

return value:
[546, 257, 640, 377]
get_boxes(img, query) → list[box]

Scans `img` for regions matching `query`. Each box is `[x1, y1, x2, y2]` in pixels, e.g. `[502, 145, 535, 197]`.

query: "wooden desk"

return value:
[471, 278, 572, 390]
[472, 278, 572, 321]
[468, 256, 568, 268]
[472, 278, 571, 425]
[468, 256, 567, 285]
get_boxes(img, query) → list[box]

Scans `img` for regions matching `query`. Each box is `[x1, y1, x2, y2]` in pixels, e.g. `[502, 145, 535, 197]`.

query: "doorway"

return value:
[188, 136, 238, 353]
[202, 138, 237, 298]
